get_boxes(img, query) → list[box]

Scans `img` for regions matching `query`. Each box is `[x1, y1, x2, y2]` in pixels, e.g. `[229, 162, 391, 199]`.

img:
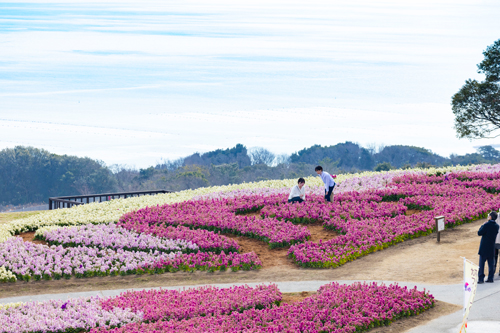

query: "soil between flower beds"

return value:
[18, 231, 47, 246]
[225, 221, 338, 269]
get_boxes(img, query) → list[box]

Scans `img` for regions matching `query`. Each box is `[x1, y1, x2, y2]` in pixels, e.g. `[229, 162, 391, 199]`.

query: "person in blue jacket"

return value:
[478, 211, 500, 283]
[315, 166, 336, 202]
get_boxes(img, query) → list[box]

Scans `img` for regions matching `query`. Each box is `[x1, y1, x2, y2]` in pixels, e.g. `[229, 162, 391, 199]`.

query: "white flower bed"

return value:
[0, 265, 17, 282]
[0, 296, 141, 333]
[0, 302, 24, 310]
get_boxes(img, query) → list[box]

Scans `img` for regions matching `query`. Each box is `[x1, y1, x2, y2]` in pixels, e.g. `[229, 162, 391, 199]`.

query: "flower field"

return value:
[120, 166, 500, 269]
[0, 165, 476, 241]
[1, 164, 499, 282]
[3, 165, 495, 332]
[0, 283, 434, 333]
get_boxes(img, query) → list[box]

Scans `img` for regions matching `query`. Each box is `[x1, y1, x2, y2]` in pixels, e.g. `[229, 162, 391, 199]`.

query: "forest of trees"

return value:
[0, 146, 116, 208]
[2, 142, 500, 208]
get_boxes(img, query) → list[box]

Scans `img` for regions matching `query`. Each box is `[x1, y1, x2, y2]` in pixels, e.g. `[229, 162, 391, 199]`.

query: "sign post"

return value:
[434, 216, 445, 242]
[459, 257, 479, 332]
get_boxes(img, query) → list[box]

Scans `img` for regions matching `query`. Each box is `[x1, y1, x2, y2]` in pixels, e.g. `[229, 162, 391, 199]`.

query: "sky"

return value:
[1, 0, 500, 168]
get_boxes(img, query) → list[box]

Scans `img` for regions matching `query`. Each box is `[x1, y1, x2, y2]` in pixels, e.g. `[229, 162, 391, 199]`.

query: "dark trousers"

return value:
[479, 255, 495, 282]
[325, 185, 335, 202]
[288, 197, 304, 203]
[495, 248, 500, 275]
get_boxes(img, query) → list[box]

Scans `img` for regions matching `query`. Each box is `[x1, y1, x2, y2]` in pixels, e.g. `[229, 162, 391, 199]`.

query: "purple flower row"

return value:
[118, 223, 239, 253]
[91, 282, 434, 333]
[0, 237, 179, 281]
[38, 223, 199, 254]
[0, 237, 261, 282]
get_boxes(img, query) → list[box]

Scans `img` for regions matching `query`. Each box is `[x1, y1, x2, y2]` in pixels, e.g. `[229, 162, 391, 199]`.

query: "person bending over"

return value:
[478, 211, 500, 284]
[288, 178, 306, 203]
[315, 166, 336, 202]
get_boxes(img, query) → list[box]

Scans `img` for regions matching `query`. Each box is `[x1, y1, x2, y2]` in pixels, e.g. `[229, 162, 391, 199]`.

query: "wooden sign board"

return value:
[437, 217, 445, 231]
[434, 216, 445, 242]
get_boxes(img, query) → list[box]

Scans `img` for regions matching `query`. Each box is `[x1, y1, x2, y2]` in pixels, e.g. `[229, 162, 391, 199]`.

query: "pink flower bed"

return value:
[91, 282, 434, 333]
[120, 200, 310, 248]
[142, 251, 261, 273]
[288, 179, 500, 268]
[113, 223, 239, 253]
[260, 198, 406, 224]
[100, 284, 281, 322]
[120, 171, 500, 268]
[0, 284, 279, 333]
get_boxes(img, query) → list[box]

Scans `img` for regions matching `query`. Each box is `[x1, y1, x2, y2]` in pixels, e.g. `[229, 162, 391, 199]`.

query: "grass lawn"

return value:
[0, 211, 42, 225]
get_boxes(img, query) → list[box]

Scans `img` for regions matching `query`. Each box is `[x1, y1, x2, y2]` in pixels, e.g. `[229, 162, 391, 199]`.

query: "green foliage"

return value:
[0, 146, 116, 206]
[139, 166, 155, 179]
[374, 145, 445, 169]
[415, 162, 435, 169]
[478, 39, 500, 82]
[182, 144, 252, 168]
[374, 162, 393, 171]
[290, 142, 374, 171]
[452, 39, 500, 139]
[449, 152, 487, 166]
[175, 166, 210, 189]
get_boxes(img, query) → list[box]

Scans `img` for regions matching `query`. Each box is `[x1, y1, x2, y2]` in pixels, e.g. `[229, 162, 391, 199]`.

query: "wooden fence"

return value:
[48, 190, 173, 210]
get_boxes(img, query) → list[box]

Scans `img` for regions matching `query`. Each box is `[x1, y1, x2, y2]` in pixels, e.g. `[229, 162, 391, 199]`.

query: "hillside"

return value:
[1, 143, 499, 207]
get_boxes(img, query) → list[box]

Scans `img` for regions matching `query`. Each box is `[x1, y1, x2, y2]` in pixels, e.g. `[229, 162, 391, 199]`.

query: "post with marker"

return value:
[434, 216, 445, 242]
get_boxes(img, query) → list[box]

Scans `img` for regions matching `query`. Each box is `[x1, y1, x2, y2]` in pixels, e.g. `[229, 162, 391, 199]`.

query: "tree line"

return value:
[2, 143, 500, 207]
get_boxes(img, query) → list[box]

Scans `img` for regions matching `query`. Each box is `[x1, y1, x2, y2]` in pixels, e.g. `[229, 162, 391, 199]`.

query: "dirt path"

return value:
[0, 217, 486, 299]
[18, 231, 47, 245]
